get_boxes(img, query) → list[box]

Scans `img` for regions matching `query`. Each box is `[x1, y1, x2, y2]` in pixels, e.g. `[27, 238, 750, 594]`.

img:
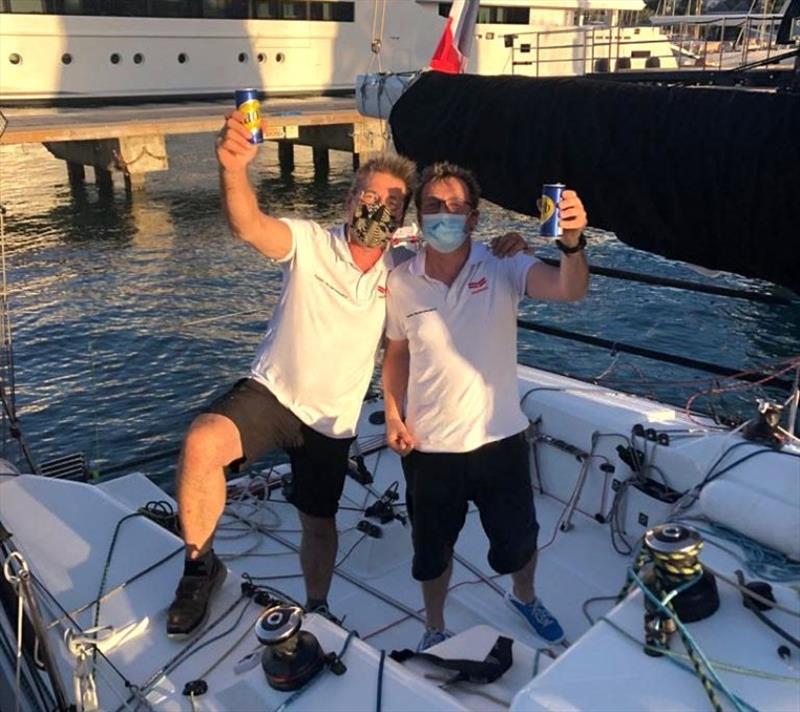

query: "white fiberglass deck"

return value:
[1, 366, 798, 710]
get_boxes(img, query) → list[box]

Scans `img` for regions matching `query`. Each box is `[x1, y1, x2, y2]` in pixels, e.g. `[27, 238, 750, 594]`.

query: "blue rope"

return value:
[376, 649, 386, 712]
[630, 569, 748, 712]
[599, 615, 761, 712]
[687, 522, 800, 583]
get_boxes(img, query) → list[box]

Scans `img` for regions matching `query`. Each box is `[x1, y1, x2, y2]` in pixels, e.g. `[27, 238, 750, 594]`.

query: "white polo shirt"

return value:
[250, 218, 402, 439]
[385, 241, 537, 453]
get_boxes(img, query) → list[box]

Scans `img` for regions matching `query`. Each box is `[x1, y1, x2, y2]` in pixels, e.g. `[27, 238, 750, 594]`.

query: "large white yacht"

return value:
[0, 0, 675, 105]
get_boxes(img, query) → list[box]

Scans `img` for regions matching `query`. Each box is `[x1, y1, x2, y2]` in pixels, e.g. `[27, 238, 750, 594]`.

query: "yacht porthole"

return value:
[275, 52, 285, 63]
[178, 53, 188, 64]
[238, 52, 249, 63]
[134, 53, 144, 64]
[110, 53, 121, 65]
[257, 52, 267, 64]
[61, 53, 72, 65]
[9, 53, 22, 65]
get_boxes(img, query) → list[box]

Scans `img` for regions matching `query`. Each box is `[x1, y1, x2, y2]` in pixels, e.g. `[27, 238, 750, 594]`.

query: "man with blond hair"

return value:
[166, 110, 417, 638]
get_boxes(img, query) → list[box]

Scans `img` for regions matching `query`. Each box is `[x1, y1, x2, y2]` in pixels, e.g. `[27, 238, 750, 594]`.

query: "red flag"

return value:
[430, 17, 463, 74]
[429, 0, 478, 74]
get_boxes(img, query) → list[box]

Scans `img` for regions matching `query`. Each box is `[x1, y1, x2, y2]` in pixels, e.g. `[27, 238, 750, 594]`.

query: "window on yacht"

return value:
[620, 10, 641, 26]
[150, 0, 200, 17]
[202, 0, 248, 18]
[437, 3, 530, 24]
[253, 0, 353, 21]
[582, 9, 611, 25]
[6, 0, 46, 11]
[1, 0, 354, 19]
[112, 1, 148, 15]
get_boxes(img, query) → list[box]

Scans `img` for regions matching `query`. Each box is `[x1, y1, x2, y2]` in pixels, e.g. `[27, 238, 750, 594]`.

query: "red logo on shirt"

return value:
[468, 276, 488, 295]
[377, 285, 388, 298]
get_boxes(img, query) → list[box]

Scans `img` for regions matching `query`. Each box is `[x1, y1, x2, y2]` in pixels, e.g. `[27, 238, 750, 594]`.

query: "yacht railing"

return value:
[503, 14, 790, 78]
[651, 13, 788, 71]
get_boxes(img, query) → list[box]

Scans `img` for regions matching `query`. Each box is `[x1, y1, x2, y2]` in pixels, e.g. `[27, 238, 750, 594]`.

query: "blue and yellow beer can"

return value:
[539, 183, 565, 237]
[234, 88, 264, 144]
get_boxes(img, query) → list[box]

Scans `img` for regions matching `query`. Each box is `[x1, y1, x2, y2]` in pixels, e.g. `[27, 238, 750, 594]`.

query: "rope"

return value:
[137, 594, 248, 695]
[92, 513, 143, 651]
[46, 544, 183, 631]
[367, 0, 389, 73]
[376, 649, 386, 712]
[599, 614, 796, 685]
[631, 569, 744, 712]
[652, 573, 725, 712]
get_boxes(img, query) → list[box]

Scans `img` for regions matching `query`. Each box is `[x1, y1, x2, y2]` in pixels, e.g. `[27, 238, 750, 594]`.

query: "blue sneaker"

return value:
[505, 592, 564, 644]
[417, 627, 452, 652]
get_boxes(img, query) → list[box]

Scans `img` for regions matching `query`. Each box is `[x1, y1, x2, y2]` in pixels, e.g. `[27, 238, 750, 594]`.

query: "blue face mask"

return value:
[422, 213, 468, 253]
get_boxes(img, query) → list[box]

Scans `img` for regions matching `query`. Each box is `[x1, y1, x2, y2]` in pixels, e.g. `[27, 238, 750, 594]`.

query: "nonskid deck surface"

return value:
[1, 368, 798, 710]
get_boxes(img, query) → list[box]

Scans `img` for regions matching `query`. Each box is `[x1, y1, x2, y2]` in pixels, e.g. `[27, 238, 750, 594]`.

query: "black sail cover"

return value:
[389, 72, 800, 294]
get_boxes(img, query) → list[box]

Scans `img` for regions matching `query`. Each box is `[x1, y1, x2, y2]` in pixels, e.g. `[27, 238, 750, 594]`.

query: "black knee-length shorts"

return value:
[401, 432, 539, 581]
[205, 378, 354, 518]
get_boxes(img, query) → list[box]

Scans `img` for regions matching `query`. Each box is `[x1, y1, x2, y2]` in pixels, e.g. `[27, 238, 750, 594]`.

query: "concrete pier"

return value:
[0, 97, 386, 193]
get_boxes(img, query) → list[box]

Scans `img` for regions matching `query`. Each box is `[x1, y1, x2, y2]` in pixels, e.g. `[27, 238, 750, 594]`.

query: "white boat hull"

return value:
[1, 363, 798, 710]
[0, 2, 677, 105]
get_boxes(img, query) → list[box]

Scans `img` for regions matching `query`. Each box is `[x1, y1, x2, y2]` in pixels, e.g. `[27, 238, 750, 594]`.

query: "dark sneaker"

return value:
[166, 554, 226, 639]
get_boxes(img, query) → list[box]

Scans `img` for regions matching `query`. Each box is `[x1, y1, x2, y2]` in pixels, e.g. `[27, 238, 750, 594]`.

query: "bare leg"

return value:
[298, 511, 338, 603]
[511, 551, 537, 603]
[176, 413, 243, 560]
[422, 559, 453, 631]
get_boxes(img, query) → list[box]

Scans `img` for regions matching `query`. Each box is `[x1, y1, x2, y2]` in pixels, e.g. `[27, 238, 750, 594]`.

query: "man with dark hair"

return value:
[383, 161, 589, 651]
[166, 110, 418, 638]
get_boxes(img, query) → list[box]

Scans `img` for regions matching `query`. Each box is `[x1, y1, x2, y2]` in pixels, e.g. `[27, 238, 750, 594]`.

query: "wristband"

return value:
[555, 233, 587, 254]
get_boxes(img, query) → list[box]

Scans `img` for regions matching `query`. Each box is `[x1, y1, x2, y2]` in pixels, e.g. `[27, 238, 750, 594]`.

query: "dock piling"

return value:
[278, 141, 295, 174]
[66, 162, 85, 187]
[312, 146, 330, 180]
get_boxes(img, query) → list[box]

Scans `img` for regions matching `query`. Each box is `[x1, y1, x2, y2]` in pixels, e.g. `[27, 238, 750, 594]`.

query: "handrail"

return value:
[535, 257, 794, 305]
[506, 16, 789, 77]
[516, 319, 795, 391]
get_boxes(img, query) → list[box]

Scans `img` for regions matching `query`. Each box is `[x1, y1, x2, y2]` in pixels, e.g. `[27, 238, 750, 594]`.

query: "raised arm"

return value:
[382, 337, 415, 456]
[526, 189, 590, 301]
[216, 110, 293, 260]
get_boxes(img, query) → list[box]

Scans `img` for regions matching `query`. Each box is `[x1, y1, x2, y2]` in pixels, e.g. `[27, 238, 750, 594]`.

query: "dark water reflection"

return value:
[1, 134, 797, 484]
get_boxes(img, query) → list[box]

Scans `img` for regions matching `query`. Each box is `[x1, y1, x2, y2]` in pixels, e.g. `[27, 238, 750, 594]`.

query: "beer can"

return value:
[234, 88, 263, 144]
[539, 183, 565, 237]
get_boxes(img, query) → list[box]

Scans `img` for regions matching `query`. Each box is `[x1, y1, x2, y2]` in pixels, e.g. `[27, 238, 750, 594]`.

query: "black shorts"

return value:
[402, 432, 539, 581]
[205, 378, 354, 518]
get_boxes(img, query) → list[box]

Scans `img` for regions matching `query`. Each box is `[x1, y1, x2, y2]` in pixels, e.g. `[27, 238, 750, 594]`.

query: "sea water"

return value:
[2, 135, 798, 484]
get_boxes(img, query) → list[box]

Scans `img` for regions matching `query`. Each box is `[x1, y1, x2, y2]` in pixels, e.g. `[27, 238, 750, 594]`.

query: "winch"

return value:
[256, 605, 325, 691]
[639, 523, 719, 655]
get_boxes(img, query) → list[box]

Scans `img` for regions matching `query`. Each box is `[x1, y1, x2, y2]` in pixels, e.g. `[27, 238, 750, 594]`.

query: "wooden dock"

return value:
[0, 96, 386, 191]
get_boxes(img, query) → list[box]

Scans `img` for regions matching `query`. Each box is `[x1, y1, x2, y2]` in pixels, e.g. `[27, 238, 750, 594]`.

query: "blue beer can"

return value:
[539, 183, 565, 237]
[234, 88, 264, 144]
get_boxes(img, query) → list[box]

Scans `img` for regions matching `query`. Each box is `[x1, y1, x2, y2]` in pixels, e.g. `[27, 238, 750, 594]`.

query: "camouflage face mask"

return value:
[350, 203, 399, 248]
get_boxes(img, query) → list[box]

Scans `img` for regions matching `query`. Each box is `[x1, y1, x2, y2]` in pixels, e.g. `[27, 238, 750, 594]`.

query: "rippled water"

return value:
[2, 135, 798, 485]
